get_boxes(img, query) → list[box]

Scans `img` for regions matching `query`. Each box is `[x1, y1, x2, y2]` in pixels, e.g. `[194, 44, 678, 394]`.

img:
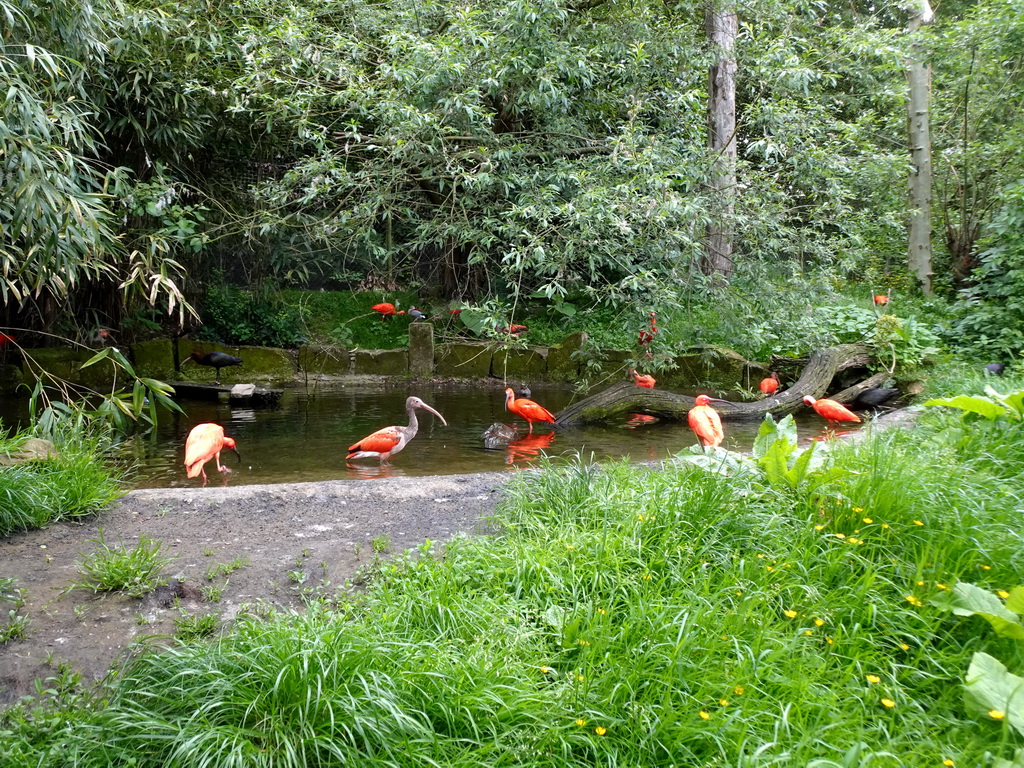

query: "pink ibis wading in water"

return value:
[184, 423, 241, 485]
[346, 396, 448, 463]
[504, 388, 556, 434]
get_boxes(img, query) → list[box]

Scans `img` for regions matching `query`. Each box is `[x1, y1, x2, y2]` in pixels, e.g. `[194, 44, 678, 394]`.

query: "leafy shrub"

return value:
[950, 182, 1024, 361]
[198, 280, 306, 348]
[68, 531, 175, 598]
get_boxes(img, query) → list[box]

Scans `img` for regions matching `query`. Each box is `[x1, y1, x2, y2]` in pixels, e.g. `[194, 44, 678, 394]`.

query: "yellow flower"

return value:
[699, 710, 710, 720]
[642, 573, 651, 581]
[863, 517, 873, 524]
[756, 553, 765, 559]
[595, 726, 607, 736]
[917, 580, 925, 586]
[906, 595, 923, 607]
[989, 709, 1006, 720]
[784, 609, 798, 618]
[766, 565, 774, 572]
[882, 523, 890, 529]
[826, 637, 834, 645]
[814, 524, 825, 531]
[719, 698, 729, 706]
[936, 583, 948, 590]
[913, 520, 925, 526]
[881, 698, 896, 709]
[980, 564, 992, 570]
[804, 629, 813, 636]
[567, 544, 575, 550]
[943, 760, 955, 767]
[847, 537, 859, 544]
[734, 685, 744, 695]
[814, 618, 825, 626]
[575, 719, 587, 726]
[853, 507, 864, 513]
[540, 666, 552, 674]
[577, 675, 585, 681]
[835, 532, 846, 539]
[998, 590, 1010, 599]
[637, 514, 644, 521]
[899, 643, 910, 651]
[866, 674, 881, 684]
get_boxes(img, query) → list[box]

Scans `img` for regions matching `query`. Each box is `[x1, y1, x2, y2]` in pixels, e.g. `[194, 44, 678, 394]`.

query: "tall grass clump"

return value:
[10, 413, 1024, 766]
[0, 428, 124, 537]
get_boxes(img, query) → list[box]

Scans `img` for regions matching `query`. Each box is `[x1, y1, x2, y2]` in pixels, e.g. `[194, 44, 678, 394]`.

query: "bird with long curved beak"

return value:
[184, 423, 241, 486]
[347, 396, 447, 463]
[688, 394, 727, 448]
[802, 395, 861, 429]
[505, 388, 556, 434]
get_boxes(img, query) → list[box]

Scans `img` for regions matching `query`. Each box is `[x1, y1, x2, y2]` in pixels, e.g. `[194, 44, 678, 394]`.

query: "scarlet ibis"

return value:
[346, 396, 447, 463]
[984, 363, 1006, 376]
[759, 372, 780, 397]
[873, 293, 889, 306]
[186, 351, 244, 384]
[499, 324, 528, 336]
[688, 394, 725, 448]
[852, 387, 900, 410]
[408, 307, 427, 321]
[505, 388, 556, 434]
[372, 302, 405, 320]
[802, 395, 861, 427]
[184, 423, 240, 486]
[638, 312, 658, 348]
[629, 369, 656, 388]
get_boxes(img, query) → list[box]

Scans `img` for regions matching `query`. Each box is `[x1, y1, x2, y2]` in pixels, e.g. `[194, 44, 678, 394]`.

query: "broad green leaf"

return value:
[923, 395, 1007, 420]
[760, 440, 792, 489]
[932, 583, 1024, 641]
[992, 747, 1024, 768]
[1007, 587, 1024, 615]
[79, 348, 111, 369]
[964, 652, 1024, 737]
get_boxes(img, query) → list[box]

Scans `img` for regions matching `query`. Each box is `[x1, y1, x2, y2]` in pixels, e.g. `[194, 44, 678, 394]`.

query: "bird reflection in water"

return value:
[625, 413, 658, 429]
[810, 425, 861, 442]
[344, 462, 407, 480]
[505, 432, 556, 465]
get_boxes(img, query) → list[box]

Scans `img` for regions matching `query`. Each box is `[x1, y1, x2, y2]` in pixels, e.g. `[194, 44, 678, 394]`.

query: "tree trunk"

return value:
[555, 344, 871, 426]
[907, 0, 935, 295]
[704, 0, 737, 281]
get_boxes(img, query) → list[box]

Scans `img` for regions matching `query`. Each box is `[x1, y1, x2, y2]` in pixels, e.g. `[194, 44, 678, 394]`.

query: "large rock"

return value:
[353, 349, 408, 375]
[546, 332, 587, 381]
[131, 339, 176, 379]
[298, 345, 351, 375]
[408, 322, 435, 377]
[597, 349, 632, 378]
[435, 343, 492, 378]
[0, 437, 57, 465]
[491, 347, 548, 380]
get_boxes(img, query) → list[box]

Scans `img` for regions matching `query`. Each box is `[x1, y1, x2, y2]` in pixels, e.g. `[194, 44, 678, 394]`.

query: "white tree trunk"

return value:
[907, 0, 934, 294]
[705, 0, 737, 280]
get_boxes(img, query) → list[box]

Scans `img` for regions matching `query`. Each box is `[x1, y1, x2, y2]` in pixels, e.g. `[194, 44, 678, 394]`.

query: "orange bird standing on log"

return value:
[347, 396, 447, 463]
[505, 388, 556, 434]
[629, 369, 656, 388]
[184, 423, 240, 486]
[688, 394, 725, 448]
[372, 302, 405, 320]
[759, 372, 780, 397]
[802, 395, 861, 428]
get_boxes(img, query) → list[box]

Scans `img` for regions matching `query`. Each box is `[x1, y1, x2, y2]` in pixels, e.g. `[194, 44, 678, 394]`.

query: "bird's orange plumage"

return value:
[630, 369, 656, 388]
[184, 423, 238, 481]
[803, 395, 861, 426]
[505, 388, 555, 433]
[347, 426, 402, 457]
[873, 294, 889, 306]
[759, 373, 780, 396]
[688, 395, 724, 447]
[372, 302, 404, 317]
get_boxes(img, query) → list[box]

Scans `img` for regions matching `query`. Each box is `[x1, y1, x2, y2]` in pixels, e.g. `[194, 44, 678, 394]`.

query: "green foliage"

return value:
[924, 385, 1024, 423]
[198, 281, 306, 348]
[751, 413, 848, 492]
[951, 182, 1024, 360]
[284, 289, 418, 349]
[68, 531, 175, 598]
[0, 429, 124, 537]
[173, 612, 219, 642]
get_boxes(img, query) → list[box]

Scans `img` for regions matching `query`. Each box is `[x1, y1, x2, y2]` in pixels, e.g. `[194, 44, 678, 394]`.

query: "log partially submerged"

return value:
[555, 343, 875, 427]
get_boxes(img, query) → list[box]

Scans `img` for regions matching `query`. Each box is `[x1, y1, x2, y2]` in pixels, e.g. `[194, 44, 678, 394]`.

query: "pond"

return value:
[91, 382, 862, 488]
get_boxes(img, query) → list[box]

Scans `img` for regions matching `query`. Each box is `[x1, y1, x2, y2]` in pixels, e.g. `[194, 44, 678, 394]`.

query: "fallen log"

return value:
[555, 343, 873, 427]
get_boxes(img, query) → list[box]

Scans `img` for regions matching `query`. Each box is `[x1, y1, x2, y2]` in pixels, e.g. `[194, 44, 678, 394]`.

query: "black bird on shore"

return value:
[186, 351, 244, 384]
[852, 387, 900, 410]
[984, 363, 1006, 377]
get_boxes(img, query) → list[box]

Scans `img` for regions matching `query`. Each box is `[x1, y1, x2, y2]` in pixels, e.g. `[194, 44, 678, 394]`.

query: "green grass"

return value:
[67, 531, 176, 598]
[4, 380, 1024, 766]
[0, 429, 125, 537]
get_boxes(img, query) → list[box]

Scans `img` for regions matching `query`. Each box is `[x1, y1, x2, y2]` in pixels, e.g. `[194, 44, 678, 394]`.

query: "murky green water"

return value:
[90, 382, 862, 488]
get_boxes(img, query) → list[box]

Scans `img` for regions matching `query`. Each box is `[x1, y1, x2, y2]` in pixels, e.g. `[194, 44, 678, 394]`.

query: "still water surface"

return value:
[93, 382, 860, 489]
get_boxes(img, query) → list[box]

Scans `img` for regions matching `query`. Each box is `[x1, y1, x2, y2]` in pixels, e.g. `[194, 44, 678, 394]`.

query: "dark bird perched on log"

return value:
[851, 387, 900, 410]
[984, 363, 1006, 377]
[186, 351, 244, 384]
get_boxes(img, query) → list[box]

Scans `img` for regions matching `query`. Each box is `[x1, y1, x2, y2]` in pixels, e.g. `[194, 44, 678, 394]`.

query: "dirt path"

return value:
[0, 471, 512, 706]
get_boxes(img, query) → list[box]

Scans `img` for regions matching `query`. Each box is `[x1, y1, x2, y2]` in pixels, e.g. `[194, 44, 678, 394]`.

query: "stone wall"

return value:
[10, 324, 765, 391]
